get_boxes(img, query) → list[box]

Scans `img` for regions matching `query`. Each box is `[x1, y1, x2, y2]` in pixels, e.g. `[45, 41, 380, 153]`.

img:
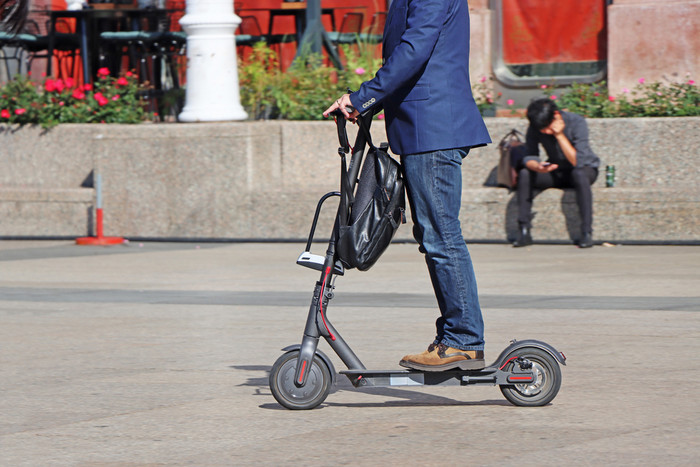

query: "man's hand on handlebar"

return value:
[323, 93, 359, 121]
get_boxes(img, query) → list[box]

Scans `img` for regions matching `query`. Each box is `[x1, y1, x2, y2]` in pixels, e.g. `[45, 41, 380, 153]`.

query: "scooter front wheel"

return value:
[269, 350, 332, 410]
[499, 347, 562, 407]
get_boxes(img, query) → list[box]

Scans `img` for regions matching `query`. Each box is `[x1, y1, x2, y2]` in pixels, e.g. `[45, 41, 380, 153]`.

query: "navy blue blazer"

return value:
[349, 0, 491, 155]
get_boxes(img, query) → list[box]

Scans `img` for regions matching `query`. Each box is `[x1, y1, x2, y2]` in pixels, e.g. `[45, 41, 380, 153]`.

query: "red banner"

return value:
[502, 0, 607, 65]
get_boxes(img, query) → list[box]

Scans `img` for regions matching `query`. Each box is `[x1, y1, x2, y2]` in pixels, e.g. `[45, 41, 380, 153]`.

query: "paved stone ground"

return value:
[1, 240, 699, 466]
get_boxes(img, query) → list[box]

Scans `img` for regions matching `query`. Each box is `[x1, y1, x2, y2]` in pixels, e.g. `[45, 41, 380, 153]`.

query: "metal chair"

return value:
[0, 0, 29, 79]
[236, 15, 294, 69]
[359, 11, 386, 44]
[235, 15, 267, 49]
[327, 12, 364, 46]
[99, 14, 184, 119]
[0, 31, 23, 81]
[0, 19, 80, 81]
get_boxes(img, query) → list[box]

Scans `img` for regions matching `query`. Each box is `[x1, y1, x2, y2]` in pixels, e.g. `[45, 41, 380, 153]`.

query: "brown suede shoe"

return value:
[400, 343, 485, 371]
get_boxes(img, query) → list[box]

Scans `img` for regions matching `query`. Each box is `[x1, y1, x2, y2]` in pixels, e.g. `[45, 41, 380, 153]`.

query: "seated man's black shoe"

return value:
[513, 226, 533, 247]
[578, 232, 593, 248]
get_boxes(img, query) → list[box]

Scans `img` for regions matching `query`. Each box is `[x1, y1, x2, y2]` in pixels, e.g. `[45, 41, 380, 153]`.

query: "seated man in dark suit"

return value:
[513, 98, 600, 248]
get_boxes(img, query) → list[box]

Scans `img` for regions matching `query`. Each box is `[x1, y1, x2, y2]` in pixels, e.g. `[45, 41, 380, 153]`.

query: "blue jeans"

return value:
[401, 148, 485, 351]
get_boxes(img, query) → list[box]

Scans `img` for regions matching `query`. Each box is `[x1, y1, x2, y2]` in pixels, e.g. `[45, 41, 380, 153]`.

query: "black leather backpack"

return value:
[335, 117, 406, 271]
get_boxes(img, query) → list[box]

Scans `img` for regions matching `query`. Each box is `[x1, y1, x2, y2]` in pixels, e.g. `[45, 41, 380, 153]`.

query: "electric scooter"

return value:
[269, 112, 566, 410]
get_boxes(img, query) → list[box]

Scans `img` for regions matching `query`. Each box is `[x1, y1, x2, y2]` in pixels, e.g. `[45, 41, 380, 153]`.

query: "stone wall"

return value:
[607, 0, 700, 96]
[466, 0, 699, 102]
[1, 117, 698, 243]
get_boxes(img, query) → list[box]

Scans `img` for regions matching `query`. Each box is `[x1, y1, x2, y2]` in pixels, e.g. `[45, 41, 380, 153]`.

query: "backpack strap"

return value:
[499, 128, 524, 147]
[355, 114, 376, 151]
[338, 152, 354, 228]
[335, 113, 378, 229]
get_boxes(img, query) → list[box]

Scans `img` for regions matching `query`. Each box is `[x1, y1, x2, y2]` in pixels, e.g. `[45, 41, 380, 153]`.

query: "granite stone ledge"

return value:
[0, 187, 94, 202]
[1, 118, 698, 242]
[461, 187, 700, 243]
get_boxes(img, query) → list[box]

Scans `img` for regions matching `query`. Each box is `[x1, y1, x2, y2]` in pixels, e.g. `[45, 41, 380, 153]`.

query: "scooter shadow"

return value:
[231, 365, 511, 409]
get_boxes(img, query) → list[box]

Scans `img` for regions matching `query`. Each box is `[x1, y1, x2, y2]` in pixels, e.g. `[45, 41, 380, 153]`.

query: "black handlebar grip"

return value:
[333, 111, 350, 151]
[330, 106, 355, 118]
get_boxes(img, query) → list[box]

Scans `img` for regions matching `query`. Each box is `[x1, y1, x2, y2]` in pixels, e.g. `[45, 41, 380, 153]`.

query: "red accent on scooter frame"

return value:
[499, 355, 520, 370]
[298, 360, 307, 384]
[507, 376, 534, 382]
[319, 266, 336, 341]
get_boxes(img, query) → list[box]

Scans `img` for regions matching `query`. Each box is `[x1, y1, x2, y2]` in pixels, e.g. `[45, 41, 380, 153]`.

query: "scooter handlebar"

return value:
[329, 106, 356, 119]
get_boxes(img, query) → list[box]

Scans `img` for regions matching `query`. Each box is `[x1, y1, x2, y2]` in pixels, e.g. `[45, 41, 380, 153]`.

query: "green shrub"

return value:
[0, 68, 151, 128]
[542, 77, 699, 118]
[238, 41, 383, 120]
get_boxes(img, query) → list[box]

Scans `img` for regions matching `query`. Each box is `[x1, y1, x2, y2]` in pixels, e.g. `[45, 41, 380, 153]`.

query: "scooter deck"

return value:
[340, 366, 534, 388]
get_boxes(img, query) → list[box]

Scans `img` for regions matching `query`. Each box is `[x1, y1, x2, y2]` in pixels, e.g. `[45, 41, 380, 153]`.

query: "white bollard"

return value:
[178, 0, 248, 122]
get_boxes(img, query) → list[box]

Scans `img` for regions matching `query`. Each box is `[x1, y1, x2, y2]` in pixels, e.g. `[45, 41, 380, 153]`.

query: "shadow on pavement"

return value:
[231, 364, 513, 409]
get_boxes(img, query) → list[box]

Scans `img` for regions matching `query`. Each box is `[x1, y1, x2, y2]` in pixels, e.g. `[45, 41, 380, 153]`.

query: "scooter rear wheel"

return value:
[269, 350, 332, 410]
[499, 347, 561, 407]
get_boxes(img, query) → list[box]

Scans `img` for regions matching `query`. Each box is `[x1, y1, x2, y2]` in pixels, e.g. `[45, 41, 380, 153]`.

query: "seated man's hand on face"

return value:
[540, 112, 566, 136]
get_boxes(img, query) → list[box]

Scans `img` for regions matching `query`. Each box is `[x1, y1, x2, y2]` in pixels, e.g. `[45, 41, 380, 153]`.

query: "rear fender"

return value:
[493, 339, 566, 368]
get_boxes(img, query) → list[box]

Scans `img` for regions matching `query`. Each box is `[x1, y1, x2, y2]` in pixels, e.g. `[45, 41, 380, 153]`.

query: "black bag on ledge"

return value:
[497, 128, 525, 190]
[336, 117, 406, 271]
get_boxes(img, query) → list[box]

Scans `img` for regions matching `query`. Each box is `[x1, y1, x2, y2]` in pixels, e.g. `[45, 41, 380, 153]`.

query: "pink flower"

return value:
[93, 92, 109, 106]
[44, 79, 56, 92]
[608, 96, 616, 102]
[83, 83, 93, 92]
[540, 84, 548, 89]
[97, 67, 110, 77]
[126, 71, 134, 78]
[657, 92, 663, 96]
[111, 95, 120, 101]
[638, 78, 645, 84]
[1, 109, 10, 119]
[377, 113, 384, 120]
[550, 95, 557, 100]
[622, 88, 630, 93]
[507, 99, 514, 106]
[479, 76, 487, 83]
[354, 67, 365, 75]
[593, 92, 600, 97]
[54, 79, 65, 93]
[116, 77, 129, 87]
[72, 89, 86, 100]
[14, 108, 26, 115]
[64, 77, 75, 89]
[689, 79, 696, 85]
[59, 101, 65, 106]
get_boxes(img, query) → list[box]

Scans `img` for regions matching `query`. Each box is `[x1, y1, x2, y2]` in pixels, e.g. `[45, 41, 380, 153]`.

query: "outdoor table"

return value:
[267, 2, 334, 44]
[237, 2, 366, 69]
[238, 3, 366, 44]
[46, 7, 171, 83]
